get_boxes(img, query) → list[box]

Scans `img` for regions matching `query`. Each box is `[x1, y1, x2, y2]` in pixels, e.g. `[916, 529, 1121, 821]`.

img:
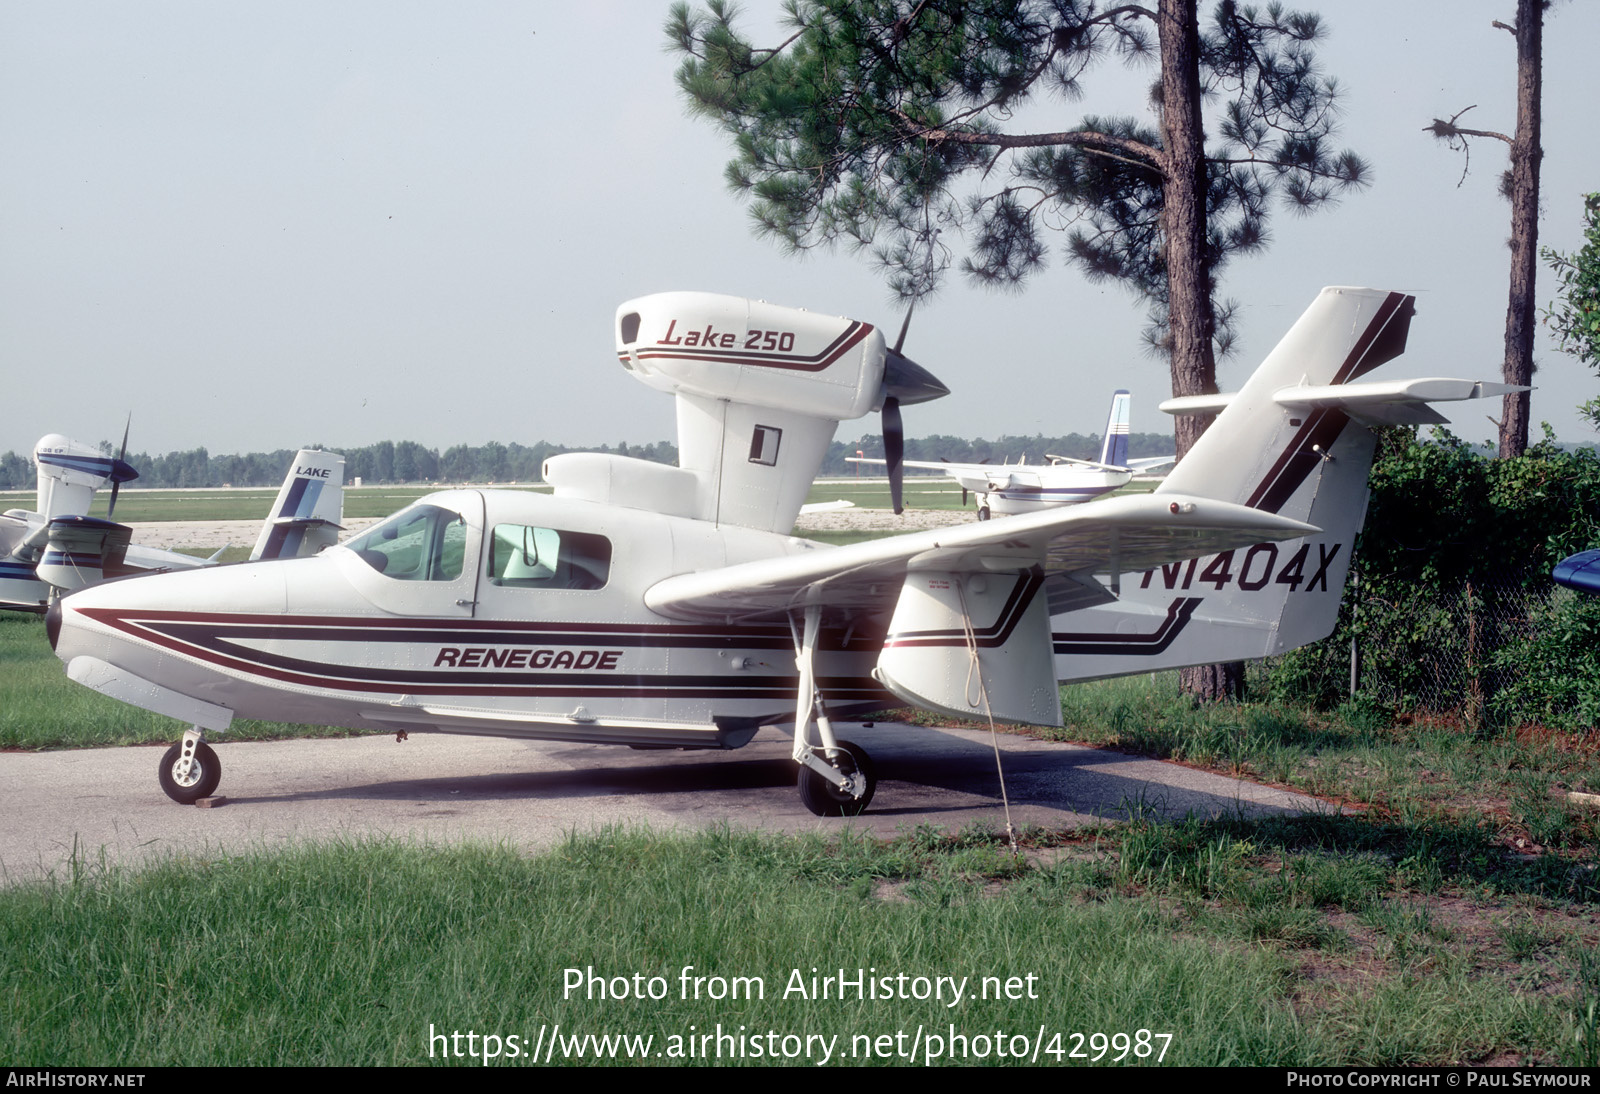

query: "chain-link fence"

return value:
[1260, 566, 1600, 730]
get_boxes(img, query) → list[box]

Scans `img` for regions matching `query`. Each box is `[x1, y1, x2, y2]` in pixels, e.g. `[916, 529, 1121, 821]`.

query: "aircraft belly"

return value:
[63, 606, 892, 741]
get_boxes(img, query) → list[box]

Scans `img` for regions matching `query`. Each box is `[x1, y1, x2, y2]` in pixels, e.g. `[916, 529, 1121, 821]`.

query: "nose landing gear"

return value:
[158, 727, 221, 804]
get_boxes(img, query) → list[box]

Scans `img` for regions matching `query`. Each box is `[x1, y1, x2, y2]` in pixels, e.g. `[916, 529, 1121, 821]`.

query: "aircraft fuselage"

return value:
[53, 489, 894, 748]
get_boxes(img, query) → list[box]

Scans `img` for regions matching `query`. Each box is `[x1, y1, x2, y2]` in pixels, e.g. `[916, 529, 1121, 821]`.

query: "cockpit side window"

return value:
[346, 504, 467, 581]
[488, 524, 611, 590]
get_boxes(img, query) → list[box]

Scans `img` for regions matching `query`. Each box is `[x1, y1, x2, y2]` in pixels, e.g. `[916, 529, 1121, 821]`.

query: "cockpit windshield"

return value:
[344, 504, 467, 581]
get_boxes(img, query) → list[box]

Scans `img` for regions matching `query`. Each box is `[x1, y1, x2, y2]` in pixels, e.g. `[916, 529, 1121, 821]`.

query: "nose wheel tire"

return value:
[797, 739, 875, 817]
[158, 741, 221, 804]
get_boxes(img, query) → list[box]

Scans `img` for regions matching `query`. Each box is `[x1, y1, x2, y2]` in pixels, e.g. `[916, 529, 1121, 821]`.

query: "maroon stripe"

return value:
[1245, 292, 1413, 513]
[622, 321, 874, 373]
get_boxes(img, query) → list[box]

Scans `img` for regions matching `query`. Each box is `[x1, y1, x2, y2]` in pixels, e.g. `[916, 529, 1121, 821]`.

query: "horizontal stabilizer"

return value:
[1162, 378, 1529, 426]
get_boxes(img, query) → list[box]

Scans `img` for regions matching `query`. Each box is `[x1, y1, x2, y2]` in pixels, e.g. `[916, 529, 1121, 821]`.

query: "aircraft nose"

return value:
[45, 596, 61, 650]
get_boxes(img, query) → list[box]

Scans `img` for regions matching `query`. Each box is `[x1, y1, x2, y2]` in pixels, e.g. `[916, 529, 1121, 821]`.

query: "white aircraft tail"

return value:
[1098, 390, 1131, 468]
[250, 450, 346, 561]
[1052, 287, 1520, 680]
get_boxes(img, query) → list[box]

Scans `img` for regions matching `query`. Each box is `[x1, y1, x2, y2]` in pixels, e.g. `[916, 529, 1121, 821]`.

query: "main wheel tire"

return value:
[977, 506, 991, 521]
[797, 739, 875, 817]
[158, 741, 221, 804]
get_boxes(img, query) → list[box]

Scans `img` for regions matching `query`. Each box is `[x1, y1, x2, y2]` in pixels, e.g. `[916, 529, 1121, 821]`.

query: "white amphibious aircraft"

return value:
[0, 435, 345, 612]
[49, 287, 1518, 814]
[847, 389, 1173, 519]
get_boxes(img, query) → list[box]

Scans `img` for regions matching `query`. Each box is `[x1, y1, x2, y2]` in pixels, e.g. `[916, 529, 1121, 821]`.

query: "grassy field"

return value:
[3, 483, 1597, 1065]
[0, 820, 1590, 1065]
[0, 474, 1149, 523]
[0, 484, 548, 523]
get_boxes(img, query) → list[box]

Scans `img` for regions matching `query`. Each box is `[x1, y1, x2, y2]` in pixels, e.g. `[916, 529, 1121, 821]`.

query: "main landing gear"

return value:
[158, 727, 220, 804]
[790, 605, 877, 817]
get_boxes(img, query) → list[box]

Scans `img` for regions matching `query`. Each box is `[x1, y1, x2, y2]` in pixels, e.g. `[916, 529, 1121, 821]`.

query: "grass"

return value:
[0, 484, 548, 523]
[0, 825, 1586, 1066]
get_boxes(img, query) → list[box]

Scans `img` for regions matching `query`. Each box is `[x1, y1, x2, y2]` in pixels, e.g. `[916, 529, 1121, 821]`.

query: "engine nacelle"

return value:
[615, 292, 887, 421]
[34, 434, 137, 521]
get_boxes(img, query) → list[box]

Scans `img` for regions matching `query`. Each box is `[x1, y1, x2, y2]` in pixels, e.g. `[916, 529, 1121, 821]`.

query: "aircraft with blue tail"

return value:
[0, 434, 344, 612]
[847, 390, 1172, 519]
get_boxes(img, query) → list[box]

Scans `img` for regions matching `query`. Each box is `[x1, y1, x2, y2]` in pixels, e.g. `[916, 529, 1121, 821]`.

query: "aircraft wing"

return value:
[845, 456, 971, 474]
[845, 456, 988, 492]
[645, 492, 1315, 623]
[798, 499, 856, 514]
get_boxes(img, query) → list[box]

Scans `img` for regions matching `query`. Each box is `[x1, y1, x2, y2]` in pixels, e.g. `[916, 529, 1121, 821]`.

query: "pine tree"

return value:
[669, 0, 1367, 700]
[669, 0, 1366, 459]
[1425, 0, 1550, 458]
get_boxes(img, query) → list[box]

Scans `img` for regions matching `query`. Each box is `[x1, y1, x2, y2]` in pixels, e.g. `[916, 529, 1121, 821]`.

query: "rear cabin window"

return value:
[487, 524, 611, 590]
[346, 504, 467, 581]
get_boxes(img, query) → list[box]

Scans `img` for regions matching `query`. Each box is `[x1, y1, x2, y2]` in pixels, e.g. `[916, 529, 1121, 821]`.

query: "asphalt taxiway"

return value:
[0, 723, 1334, 880]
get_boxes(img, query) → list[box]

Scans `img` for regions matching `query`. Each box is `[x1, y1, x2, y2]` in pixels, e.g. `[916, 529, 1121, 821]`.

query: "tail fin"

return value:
[1157, 287, 1413, 510]
[1098, 390, 1131, 468]
[250, 450, 346, 561]
[1051, 287, 1519, 680]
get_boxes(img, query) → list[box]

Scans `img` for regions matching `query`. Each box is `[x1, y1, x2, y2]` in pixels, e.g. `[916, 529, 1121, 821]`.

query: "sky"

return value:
[2, 1, 1598, 460]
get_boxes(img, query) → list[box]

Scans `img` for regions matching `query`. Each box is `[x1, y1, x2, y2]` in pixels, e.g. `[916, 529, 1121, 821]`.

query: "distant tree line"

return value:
[0, 431, 1176, 490]
[829, 432, 1176, 476]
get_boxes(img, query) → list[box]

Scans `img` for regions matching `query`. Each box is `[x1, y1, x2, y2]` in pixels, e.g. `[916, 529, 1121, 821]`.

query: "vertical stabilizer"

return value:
[1052, 287, 1417, 679]
[250, 450, 346, 561]
[1099, 390, 1131, 468]
[1157, 287, 1413, 509]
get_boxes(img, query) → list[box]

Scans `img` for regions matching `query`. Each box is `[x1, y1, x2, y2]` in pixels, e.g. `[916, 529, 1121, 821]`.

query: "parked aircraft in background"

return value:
[49, 287, 1518, 815]
[0, 435, 344, 612]
[847, 390, 1173, 519]
[1554, 549, 1600, 594]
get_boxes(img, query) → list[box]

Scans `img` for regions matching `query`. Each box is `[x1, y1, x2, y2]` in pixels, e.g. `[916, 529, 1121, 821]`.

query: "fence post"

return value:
[1349, 570, 1360, 699]
[1465, 581, 1483, 731]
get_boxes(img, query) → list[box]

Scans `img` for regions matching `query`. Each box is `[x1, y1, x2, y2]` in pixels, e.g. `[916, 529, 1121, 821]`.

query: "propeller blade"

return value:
[884, 396, 904, 515]
[107, 414, 138, 518]
[892, 301, 915, 354]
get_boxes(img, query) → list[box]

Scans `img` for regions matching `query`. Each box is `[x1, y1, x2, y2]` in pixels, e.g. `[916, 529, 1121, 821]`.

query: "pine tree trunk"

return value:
[1500, 0, 1542, 459]
[1157, 0, 1241, 701]
[1156, 0, 1215, 463]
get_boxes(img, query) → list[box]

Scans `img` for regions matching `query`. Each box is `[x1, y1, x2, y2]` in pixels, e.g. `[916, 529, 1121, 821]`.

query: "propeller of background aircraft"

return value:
[104, 417, 139, 520]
